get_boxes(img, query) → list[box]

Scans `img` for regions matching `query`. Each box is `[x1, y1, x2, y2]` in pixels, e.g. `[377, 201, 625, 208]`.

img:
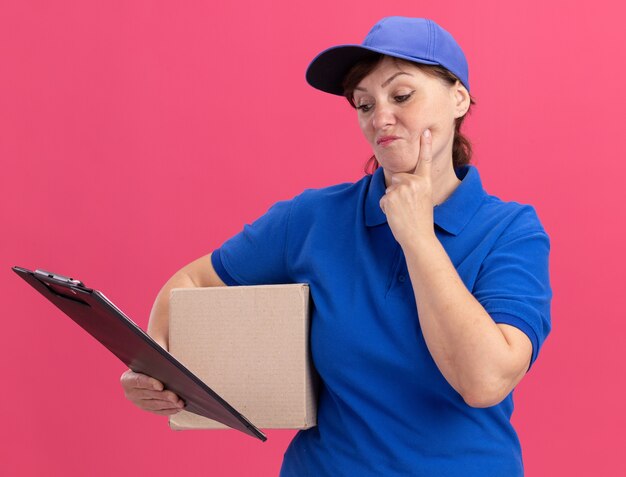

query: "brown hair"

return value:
[341, 54, 477, 175]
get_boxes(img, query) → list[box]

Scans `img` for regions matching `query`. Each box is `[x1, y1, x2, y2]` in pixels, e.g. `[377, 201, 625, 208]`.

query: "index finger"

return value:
[122, 370, 164, 391]
[413, 129, 432, 177]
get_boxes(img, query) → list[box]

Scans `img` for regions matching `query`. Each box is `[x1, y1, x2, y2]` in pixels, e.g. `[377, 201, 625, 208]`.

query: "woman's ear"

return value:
[453, 81, 471, 118]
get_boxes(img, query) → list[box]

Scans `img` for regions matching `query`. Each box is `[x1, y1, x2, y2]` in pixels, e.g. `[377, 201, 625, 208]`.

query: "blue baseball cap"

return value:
[305, 16, 470, 95]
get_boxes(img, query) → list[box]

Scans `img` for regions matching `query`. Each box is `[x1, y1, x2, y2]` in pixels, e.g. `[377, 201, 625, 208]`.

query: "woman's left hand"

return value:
[379, 129, 435, 247]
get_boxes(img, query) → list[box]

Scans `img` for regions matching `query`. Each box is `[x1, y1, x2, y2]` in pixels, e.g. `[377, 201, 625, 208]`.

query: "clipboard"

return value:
[12, 265, 267, 442]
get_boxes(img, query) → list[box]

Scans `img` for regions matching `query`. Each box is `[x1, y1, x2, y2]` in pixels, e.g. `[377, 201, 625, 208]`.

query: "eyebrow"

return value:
[353, 72, 413, 92]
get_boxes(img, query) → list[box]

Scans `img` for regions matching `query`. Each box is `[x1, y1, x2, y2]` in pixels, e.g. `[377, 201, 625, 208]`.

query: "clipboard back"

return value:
[12, 265, 266, 442]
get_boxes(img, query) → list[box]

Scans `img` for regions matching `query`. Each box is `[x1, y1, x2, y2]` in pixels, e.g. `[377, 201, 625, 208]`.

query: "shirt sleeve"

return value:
[472, 208, 553, 370]
[210, 197, 295, 286]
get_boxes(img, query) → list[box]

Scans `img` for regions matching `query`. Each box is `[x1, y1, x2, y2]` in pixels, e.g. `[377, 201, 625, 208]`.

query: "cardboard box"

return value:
[168, 284, 318, 431]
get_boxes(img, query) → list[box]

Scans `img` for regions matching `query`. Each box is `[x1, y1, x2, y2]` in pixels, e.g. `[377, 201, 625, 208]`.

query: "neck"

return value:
[381, 160, 462, 207]
[432, 165, 462, 206]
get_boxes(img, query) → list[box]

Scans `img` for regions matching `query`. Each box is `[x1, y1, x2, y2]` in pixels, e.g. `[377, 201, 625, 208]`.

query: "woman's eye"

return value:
[395, 92, 413, 102]
[357, 104, 373, 112]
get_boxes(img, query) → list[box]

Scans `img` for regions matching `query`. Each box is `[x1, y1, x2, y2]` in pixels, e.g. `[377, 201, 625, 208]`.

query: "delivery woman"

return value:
[121, 16, 552, 477]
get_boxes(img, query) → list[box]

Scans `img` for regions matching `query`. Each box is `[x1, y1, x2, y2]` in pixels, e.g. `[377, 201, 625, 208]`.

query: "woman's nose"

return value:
[371, 102, 396, 130]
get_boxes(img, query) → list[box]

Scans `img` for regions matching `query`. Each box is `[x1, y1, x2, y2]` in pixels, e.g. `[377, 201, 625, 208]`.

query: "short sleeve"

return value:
[211, 198, 294, 286]
[473, 212, 552, 370]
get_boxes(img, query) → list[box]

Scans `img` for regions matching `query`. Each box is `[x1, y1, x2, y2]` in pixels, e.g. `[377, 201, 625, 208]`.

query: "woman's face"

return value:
[352, 56, 468, 177]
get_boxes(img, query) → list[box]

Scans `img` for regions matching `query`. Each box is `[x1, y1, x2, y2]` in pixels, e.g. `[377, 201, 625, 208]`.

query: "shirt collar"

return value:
[364, 164, 487, 236]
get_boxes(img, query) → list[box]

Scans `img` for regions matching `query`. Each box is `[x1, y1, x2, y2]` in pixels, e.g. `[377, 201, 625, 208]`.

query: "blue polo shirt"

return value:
[211, 165, 552, 477]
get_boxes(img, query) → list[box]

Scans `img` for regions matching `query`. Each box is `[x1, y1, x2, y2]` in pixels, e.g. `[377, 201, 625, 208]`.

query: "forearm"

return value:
[402, 232, 514, 406]
[147, 270, 198, 350]
[147, 252, 227, 350]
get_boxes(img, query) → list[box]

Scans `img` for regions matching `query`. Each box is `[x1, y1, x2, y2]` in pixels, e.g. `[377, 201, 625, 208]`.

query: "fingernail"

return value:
[423, 129, 431, 138]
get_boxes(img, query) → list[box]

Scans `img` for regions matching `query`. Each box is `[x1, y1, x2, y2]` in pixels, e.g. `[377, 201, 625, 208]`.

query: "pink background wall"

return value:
[2, 1, 624, 475]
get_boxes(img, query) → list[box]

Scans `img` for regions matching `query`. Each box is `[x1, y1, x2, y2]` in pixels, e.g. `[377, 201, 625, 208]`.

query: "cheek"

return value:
[427, 105, 455, 133]
[407, 112, 447, 144]
[358, 119, 375, 140]
[403, 110, 432, 139]
[405, 120, 429, 143]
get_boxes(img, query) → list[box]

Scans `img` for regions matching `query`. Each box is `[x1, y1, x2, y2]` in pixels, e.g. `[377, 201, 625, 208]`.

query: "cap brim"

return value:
[305, 44, 439, 96]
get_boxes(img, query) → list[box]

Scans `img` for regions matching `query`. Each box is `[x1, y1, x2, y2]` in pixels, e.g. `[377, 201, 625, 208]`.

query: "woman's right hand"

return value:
[120, 369, 185, 416]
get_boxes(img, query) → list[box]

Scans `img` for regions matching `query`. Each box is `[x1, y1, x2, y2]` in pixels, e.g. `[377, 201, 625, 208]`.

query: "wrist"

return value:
[400, 229, 438, 250]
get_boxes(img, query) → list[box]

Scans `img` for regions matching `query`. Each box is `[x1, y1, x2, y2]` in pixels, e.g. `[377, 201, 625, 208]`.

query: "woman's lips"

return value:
[377, 137, 399, 146]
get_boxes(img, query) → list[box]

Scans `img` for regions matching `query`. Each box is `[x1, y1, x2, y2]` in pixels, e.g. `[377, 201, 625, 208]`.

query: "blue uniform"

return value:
[211, 164, 552, 477]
